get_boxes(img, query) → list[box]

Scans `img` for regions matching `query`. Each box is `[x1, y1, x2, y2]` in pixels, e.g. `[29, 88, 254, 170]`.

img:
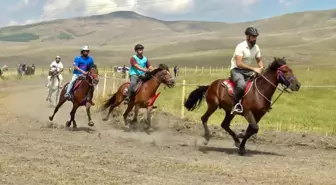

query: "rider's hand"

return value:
[82, 71, 88, 75]
[253, 67, 262, 74]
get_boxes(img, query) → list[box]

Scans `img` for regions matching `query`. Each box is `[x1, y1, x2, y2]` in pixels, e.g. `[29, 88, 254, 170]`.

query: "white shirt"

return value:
[50, 61, 63, 72]
[230, 40, 261, 69]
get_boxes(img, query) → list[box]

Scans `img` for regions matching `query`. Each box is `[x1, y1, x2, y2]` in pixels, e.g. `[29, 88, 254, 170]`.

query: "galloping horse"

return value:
[46, 70, 61, 106]
[184, 57, 301, 155]
[101, 64, 175, 132]
[49, 65, 99, 128]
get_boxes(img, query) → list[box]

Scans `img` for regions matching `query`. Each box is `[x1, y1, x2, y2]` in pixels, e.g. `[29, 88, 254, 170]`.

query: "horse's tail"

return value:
[184, 85, 209, 111]
[101, 93, 117, 111]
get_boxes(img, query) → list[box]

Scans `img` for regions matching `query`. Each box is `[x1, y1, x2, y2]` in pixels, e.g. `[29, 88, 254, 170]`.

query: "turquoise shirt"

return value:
[129, 55, 147, 75]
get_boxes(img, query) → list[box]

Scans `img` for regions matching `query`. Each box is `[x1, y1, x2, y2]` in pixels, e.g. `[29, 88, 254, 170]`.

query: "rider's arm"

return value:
[146, 59, 153, 71]
[130, 57, 147, 72]
[73, 57, 87, 74]
[255, 46, 264, 69]
[235, 45, 255, 71]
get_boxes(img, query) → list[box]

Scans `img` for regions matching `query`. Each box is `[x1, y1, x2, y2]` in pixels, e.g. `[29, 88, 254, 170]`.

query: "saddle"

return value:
[72, 75, 86, 92]
[221, 73, 257, 97]
[122, 81, 143, 96]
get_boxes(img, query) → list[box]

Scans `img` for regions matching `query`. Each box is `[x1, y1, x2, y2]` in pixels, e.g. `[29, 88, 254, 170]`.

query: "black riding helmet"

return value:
[134, 44, 144, 51]
[245, 27, 259, 36]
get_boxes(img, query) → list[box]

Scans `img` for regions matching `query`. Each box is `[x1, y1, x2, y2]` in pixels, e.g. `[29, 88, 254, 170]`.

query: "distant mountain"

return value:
[0, 9, 334, 45]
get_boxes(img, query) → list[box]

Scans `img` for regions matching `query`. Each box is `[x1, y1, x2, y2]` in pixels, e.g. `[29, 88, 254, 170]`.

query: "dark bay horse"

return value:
[101, 64, 175, 132]
[49, 65, 99, 129]
[184, 57, 301, 155]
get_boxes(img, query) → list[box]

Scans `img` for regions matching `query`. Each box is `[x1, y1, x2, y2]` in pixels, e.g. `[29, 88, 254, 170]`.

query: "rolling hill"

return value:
[0, 9, 336, 67]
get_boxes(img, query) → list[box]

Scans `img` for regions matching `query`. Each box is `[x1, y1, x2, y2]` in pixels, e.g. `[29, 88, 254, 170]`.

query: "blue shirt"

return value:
[73, 56, 94, 74]
[129, 55, 147, 76]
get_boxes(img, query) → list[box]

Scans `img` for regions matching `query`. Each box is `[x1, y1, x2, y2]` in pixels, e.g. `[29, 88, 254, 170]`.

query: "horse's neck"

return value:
[143, 75, 161, 95]
[255, 70, 278, 100]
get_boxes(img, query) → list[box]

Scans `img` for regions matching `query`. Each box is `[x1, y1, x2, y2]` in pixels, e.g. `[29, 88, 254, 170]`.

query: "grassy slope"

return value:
[1, 9, 336, 135]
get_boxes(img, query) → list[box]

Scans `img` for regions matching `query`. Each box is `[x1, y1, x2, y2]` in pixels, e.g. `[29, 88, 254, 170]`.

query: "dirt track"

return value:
[0, 77, 336, 185]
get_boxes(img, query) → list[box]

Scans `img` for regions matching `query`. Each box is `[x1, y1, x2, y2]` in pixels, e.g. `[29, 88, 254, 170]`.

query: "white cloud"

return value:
[279, 0, 298, 6]
[40, 0, 194, 21]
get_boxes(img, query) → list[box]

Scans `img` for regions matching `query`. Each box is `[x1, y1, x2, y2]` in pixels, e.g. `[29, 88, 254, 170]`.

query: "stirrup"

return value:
[231, 102, 243, 114]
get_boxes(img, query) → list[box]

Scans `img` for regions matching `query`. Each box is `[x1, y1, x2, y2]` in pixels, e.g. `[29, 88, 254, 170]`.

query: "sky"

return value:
[0, 0, 335, 27]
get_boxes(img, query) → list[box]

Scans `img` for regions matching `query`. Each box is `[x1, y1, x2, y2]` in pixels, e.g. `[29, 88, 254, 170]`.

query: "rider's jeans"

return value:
[66, 74, 80, 95]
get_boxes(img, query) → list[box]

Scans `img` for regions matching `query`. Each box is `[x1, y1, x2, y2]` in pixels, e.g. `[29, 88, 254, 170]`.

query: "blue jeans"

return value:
[126, 75, 140, 98]
[66, 74, 80, 95]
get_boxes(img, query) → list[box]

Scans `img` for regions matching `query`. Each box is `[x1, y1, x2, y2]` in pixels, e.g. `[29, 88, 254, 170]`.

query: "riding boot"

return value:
[231, 88, 244, 114]
[124, 89, 131, 104]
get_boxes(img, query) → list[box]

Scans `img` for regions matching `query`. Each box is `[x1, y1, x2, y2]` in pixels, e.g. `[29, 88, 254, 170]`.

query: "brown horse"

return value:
[184, 57, 301, 155]
[101, 64, 175, 132]
[49, 65, 99, 129]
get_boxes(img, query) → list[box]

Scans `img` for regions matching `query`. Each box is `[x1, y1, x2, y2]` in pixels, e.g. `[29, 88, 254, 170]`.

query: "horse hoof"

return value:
[66, 121, 71, 127]
[88, 121, 94, 127]
[102, 118, 108, 122]
[48, 116, 53, 121]
[203, 139, 209, 146]
[123, 125, 131, 132]
[238, 148, 246, 156]
[147, 128, 154, 133]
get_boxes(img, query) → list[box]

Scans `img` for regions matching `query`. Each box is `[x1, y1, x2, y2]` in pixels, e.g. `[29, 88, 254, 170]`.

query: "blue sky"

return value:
[0, 0, 335, 27]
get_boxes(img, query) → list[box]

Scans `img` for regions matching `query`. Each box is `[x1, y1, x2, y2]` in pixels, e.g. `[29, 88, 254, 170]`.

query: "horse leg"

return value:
[86, 103, 94, 127]
[221, 110, 240, 148]
[123, 103, 135, 130]
[239, 111, 259, 155]
[68, 103, 79, 129]
[201, 105, 217, 145]
[146, 106, 154, 134]
[131, 104, 140, 123]
[49, 94, 66, 121]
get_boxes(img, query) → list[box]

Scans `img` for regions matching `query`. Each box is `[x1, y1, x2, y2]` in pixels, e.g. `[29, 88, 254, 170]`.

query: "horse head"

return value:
[265, 57, 301, 92]
[2, 65, 8, 71]
[150, 64, 175, 88]
[87, 64, 99, 86]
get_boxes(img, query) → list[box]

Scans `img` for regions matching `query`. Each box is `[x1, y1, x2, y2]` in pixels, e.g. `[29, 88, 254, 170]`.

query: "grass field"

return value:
[96, 66, 336, 136]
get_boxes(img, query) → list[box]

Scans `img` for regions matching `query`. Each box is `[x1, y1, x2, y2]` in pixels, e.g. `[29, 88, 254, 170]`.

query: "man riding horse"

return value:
[65, 45, 95, 105]
[124, 44, 154, 104]
[230, 26, 265, 115]
[47, 56, 64, 89]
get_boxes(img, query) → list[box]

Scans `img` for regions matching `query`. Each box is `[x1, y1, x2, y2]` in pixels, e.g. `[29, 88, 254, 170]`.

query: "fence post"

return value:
[95, 84, 99, 99]
[181, 80, 186, 119]
[102, 72, 107, 98]
[201, 66, 204, 74]
[112, 72, 116, 92]
[195, 66, 198, 73]
[125, 71, 129, 82]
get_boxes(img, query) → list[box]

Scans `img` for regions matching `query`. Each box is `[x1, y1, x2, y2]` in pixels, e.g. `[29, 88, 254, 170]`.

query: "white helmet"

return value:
[80, 45, 90, 51]
[56, 56, 61, 59]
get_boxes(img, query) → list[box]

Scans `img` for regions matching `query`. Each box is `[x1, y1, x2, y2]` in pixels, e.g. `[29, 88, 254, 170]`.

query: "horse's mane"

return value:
[141, 64, 169, 82]
[89, 64, 99, 74]
[266, 57, 287, 71]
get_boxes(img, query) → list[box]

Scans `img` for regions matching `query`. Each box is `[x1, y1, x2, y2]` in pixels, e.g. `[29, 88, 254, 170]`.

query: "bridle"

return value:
[82, 70, 99, 87]
[253, 65, 297, 109]
[146, 69, 174, 87]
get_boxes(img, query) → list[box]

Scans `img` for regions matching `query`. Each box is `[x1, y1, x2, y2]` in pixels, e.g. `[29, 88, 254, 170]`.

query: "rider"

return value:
[64, 45, 95, 102]
[229, 27, 265, 114]
[124, 44, 153, 104]
[47, 56, 64, 89]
